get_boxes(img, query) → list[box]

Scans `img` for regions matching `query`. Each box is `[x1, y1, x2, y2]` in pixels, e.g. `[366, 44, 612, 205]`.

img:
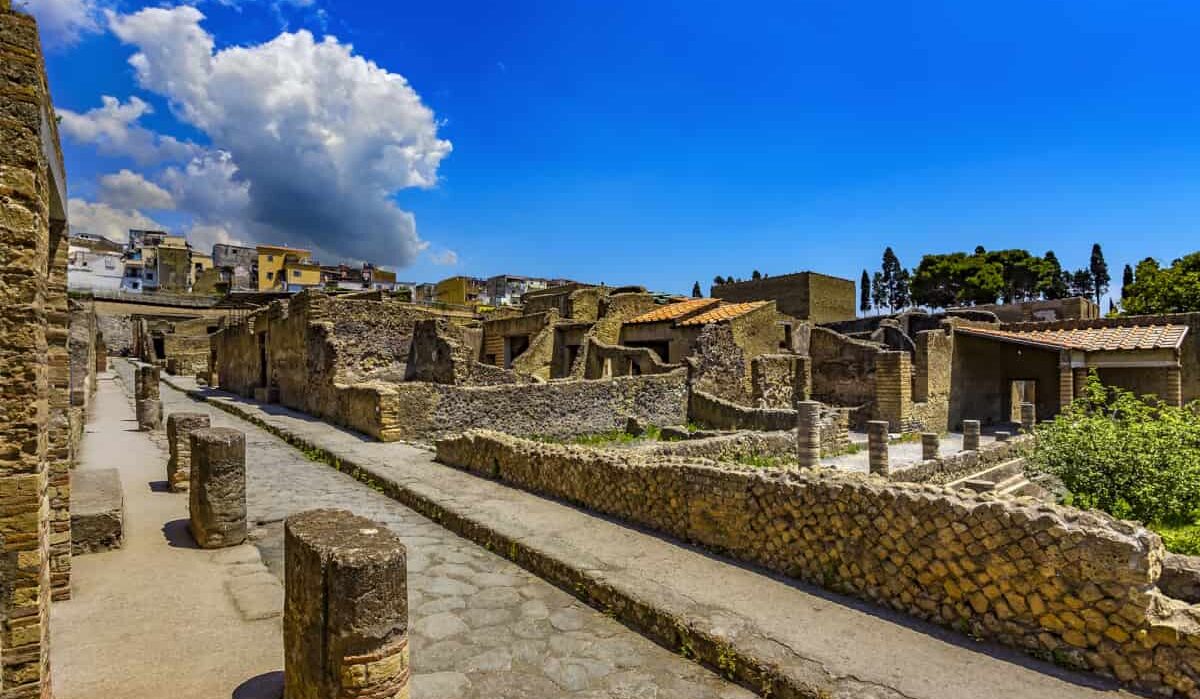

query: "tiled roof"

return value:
[958, 324, 1189, 352]
[626, 298, 720, 324]
[678, 301, 770, 326]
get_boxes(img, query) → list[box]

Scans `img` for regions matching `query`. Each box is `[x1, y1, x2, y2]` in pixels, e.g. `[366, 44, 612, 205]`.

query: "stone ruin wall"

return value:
[809, 326, 880, 427]
[94, 312, 131, 355]
[437, 430, 1200, 696]
[582, 338, 677, 379]
[890, 434, 1035, 485]
[569, 292, 661, 378]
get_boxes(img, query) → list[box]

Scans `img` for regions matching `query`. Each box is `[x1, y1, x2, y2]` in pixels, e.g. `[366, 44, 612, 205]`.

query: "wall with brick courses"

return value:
[689, 388, 796, 431]
[712, 272, 855, 323]
[949, 331, 1062, 429]
[582, 339, 677, 379]
[809, 326, 880, 426]
[890, 434, 1034, 484]
[437, 430, 1200, 696]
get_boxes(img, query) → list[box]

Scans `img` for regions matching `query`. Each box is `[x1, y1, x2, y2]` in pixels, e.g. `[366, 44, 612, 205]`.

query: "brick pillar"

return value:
[867, 420, 889, 477]
[189, 428, 247, 549]
[921, 432, 939, 461]
[795, 401, 821, 469]
[1165, 365, 1183, 407]
[1058, 366, 1074, 410]
[962, 420, 981, 452]
[285, 509, 409, 699]
[47, 220, 71, 603]
[167, 413, 210, 493]
[794, 355, 812, 403]
[874, 351, 912, 432]
[1072, 367, 1089, 399]
[1019, 402, 1036, 433]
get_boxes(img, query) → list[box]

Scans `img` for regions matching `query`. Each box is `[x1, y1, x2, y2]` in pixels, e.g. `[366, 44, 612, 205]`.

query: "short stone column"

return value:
[1058, 366, 1074, 408]
[1072, 367, 1089, 398]
[962, 420, 981, 452]
[994, 430, 1011, 442]
[285, 509, 409, 699]
[1019, 402, 1036, 433]
[795, 401, 821, 469]
[167, 412, 210, 492]
[1166, 365, 1183, 407]
[867, 420, 889, 477]
[920, 432, 939, 461]
[136, 398, 162, 431]
[135, 364, 160, 400]
[188, 427, 247, 548]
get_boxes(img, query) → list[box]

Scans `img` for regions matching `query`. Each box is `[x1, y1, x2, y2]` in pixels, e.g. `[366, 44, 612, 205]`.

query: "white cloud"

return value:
[68, 198, 164, 242]
[184, 223, 239, 253]
[58, 96, 199, 165]
[429, 249, 458, 266]
[98, 169, 175, 210]
[24, 0, 101, 48]
[106, 5, 452, 267]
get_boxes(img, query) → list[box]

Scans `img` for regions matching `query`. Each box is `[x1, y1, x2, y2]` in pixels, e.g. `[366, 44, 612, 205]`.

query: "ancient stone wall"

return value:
[406, 318, 525, 386]
[582, 339, 677, 379]
[889, 434, 1034, 484]
[809, 326, 880, 426]
[689, 388, 796, 431]
[437, 430, 1200, 696]
[713, 272, 855, 323]
[750, 354, 808, 408]
[570, 292, 661, 378]
[94, 313, 132, 355]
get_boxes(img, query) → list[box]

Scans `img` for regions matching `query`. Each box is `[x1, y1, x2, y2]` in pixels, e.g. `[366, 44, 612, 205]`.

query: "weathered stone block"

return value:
[962, 419, 981, 452]
[285, 509, 409, 699]
[189, 427, 247, 549]
[136, 398, 162, 431]
[921, 432, 939, 461]
[70, 469, 124, 555]
[135, 364, 160, 400]
[867, 420, 889, 476]
[166, 412, 210, 493]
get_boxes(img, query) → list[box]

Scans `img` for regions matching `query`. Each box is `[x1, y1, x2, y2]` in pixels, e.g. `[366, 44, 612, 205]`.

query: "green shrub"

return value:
[1029, 374, 1200, 529]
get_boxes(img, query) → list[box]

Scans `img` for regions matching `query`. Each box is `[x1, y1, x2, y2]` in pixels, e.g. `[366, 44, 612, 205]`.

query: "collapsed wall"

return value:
[438, 430, 1200, 696]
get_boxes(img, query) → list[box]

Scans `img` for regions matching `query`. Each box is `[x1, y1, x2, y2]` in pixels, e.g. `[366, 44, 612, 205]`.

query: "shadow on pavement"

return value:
[232, 671, 283, 699]
[162, 518, 199, 549]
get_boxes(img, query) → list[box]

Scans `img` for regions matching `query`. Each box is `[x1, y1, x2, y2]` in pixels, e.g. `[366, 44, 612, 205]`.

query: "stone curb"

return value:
[155, 371, 953, 699]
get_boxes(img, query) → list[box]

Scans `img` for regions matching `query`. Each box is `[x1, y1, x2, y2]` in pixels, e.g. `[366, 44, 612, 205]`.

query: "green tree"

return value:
[1069, 269, 1095, 299]
[712, 275, 725, 286]
[1090, 243, 1110, 306]
[692, 281, 702, 298]
[1121, 264, 1134, 299]
[859, 269, 871, 314]
[880, 247, 909, 312]
[1122, 253, 1200, 314]
[871, 271, 886, 312]
[1039, 251, 1069, 299]
[751, 269, 762, 281]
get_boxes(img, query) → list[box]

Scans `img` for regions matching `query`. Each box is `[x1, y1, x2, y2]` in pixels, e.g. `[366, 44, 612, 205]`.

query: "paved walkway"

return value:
[50, 370, 282, 699]
[824, 431, 994, 473]
[137, 360, 753, 699]
[161, 369, 1138, 699]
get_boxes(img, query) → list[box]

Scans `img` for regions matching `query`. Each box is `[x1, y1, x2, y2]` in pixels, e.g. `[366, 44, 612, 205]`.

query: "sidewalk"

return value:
[162, 370, 1138, 699]
[50, 369, 282, 699]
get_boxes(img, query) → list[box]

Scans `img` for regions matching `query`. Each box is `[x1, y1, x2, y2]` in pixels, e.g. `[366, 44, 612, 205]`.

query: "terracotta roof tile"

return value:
[958, 324, 1188, 352]
[678, 301, 770, 326]
[625, 298, 720, 324]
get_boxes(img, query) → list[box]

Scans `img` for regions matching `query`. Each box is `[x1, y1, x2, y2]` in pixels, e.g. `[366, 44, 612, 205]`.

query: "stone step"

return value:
[946, 457, 1025, 490]
[71, 469, 125, 555]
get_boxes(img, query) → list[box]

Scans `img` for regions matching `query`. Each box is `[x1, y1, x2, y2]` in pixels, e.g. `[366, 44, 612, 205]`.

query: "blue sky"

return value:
[32, 0, 1200, 299]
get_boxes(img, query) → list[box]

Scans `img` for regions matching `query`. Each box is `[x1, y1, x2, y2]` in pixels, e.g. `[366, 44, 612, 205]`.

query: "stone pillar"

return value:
[189, 427, 247, 549]
[1072, 367, 1089, 399]
[921, 432, 939, 461]
[136, 364, 160, 400]
[285, 509, 409, 699]
[873, 351, 912, 432]
[795, 401, 821, 469]
[962, 420, 981, 452]
[867, 420, 889, 477]
[994, 431, 1011, 442]
[1058, 366, 1074, 409]
[1019, 402, 1036, 433]
[167, 413, 210, 493]
[136, 398, 162, 431]
[1166, 365, 1183, 408]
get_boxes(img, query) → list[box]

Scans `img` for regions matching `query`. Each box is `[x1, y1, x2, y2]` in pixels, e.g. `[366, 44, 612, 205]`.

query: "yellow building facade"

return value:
[257, 244, 319, 291]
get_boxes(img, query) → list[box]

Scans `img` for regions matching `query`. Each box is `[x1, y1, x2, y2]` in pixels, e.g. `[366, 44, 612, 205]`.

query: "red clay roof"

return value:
[625, 298, 720, 324]
[957, 324, 1189, 352]
[678, 301, 770, 326]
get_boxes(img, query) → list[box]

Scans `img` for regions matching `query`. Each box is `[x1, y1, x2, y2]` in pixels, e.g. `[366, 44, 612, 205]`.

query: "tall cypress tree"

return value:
[860, 269, 871, 314]
[1121, 264, 1134, 299]
[692, 281, 702, 298]
[1090, 243, 1110, 307]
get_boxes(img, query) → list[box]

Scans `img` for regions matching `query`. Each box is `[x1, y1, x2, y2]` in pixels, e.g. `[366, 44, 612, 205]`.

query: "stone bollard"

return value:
[189, 427, 247, 549]
[795, 401, 822, 469]
[285, 509, 409, 699]
[962, 420, 981, 452]
[921, 432, 939, 461]
[867, 420, 889, 477]
[136, 365, 160, 400]
[167, 412, 210, 492]
[994, 430, 1011, 442]
[1020, 402, 1036, 433]
[136, 398, 162, 431]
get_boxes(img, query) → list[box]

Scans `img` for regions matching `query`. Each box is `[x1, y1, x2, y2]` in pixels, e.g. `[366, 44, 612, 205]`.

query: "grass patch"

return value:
[1152, 521, 1200, 555]
[536, 425, 663, 447]
[729, 453, 792, 469]
[890, 431, 921, 444]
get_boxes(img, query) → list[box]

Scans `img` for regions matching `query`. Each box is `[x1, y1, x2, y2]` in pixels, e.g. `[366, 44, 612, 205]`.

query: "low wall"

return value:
[690, 389, 795, 431]
[383, 370, 688, 441]
[890, 434, 1035, 484]
[436, 430, 1200, 696]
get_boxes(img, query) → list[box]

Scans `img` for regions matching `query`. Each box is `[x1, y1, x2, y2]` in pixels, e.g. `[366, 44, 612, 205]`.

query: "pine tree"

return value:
[880, 247, 909, 313]
[871, 271, 887, 313]
[1122, 264, 1134, 299]
[1040, 251, 1069, 299]
[712, 275, 725, 286]
[751, 270, 762, 281]
[692, 281, 702, 298]
[859, 269, 871, 314]
[1090, 243, 1110, 307]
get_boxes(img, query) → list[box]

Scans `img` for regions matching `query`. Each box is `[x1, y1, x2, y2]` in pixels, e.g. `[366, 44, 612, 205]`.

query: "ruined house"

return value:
[712, 271, 856, 324]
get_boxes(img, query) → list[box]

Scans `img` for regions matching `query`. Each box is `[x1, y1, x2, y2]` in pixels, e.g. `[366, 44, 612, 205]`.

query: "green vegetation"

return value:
[909, 247, 1102, 309]
[1029, 375, 1200, 552]
[537, 424, 663, 446]
[729, 453, 792, 469]
[1121, 252, 1200, 314]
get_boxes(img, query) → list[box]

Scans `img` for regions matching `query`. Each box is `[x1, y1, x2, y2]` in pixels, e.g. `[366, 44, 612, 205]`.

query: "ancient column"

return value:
[136, 364, 160, 400]
[136, 364, 162, 430]
[1019, 402, 1036, 433]
[1072, 367, 1089, 399]
[167, 412, 210, 493]
[795, 401, 821, 469]
[867, 420, 889, 477]
[921, 432, 939, 461]
[994, 431, 1011, 442]
[962, 420, 981, 452]
[1058, 366, 1074, 409]
[189, 427, 247, 548]
[285, 509, 409, 699]
[1166, 365, 1183, 407]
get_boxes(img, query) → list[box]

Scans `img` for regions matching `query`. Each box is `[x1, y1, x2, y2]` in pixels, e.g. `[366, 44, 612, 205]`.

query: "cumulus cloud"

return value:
[68, 198, 164, 242]
[24, 0, 101, 48]
[106, 6, 452, 267]
[58, 96, 199, 165]
[98, 169, 175, 210]
[428, 249, 458, 266]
